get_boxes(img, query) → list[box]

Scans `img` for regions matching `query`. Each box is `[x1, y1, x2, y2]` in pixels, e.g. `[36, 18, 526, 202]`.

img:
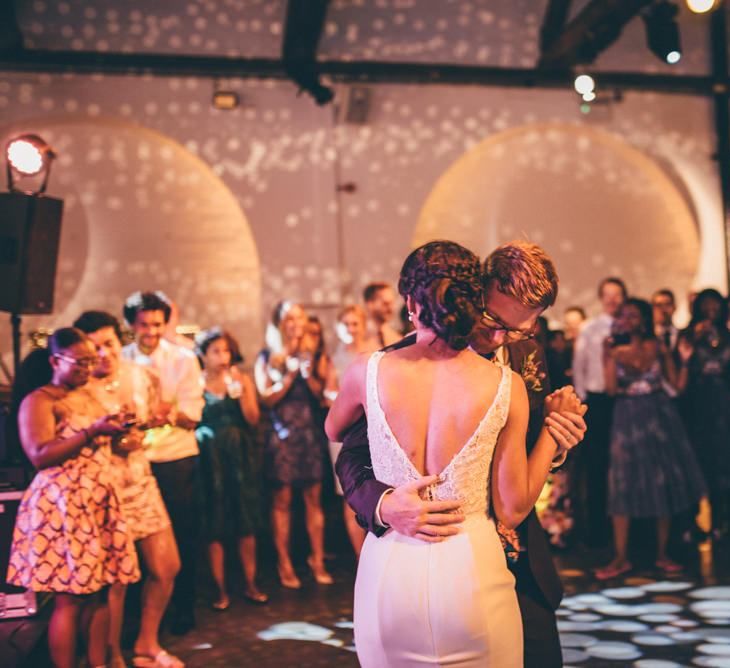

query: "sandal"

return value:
[243, 588, 269, 605]
[307, 556, 334, 585]
[594, 561, 633, 581]
[277, 565, 302, 590]
[132, 650, 185, 668]
[211, 595, 230, 611]
[655, 558, 683, 574]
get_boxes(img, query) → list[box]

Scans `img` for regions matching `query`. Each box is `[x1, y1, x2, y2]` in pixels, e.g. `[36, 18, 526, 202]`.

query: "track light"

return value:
[686, 0, 716, 13]
[5, 134, 56, 194]
[574, 74, 595, 96]
[643, 1, 682, 65]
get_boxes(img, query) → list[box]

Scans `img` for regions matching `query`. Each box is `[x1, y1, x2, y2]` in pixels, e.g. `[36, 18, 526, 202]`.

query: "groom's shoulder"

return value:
[382, 332, 417, 353]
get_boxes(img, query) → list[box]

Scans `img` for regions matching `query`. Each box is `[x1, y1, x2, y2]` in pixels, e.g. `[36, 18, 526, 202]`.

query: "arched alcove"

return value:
[414, 122, 708, 321]
[0, 117, 261, 364]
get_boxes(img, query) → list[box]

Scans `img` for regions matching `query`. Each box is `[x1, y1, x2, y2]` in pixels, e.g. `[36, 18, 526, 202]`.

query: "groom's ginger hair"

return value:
[483, 241, 558, 310]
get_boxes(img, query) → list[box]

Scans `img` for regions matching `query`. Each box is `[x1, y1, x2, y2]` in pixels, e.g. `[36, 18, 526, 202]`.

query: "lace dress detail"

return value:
[355, 350, 522, 667]
[366, 350, 511, 517]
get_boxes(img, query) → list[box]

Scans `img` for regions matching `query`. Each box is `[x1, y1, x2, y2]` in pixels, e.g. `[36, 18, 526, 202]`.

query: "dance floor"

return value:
[158, 539, 730, 668]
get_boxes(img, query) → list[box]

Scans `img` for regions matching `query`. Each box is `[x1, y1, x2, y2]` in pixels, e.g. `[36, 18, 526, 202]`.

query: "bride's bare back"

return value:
[376, 342, 504, 476]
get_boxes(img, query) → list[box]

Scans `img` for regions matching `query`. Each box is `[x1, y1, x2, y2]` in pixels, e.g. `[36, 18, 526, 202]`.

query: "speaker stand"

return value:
[10, 313, 20, 379]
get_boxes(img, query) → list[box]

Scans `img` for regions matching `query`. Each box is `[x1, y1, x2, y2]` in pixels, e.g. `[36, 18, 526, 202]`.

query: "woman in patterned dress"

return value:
[596, 299, 706, 580]
[255, 302, 332, 588]
[74, 311, 183, 668]
[6, 328, 140, 668]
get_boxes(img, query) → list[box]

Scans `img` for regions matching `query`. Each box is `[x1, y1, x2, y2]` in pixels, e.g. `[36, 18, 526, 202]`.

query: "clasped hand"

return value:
[543, 385, 588, 458]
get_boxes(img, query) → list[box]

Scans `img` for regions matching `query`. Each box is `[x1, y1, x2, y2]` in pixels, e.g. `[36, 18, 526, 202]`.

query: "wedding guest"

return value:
[363, 282, 401, 347]
[196, 328, 267, 608]
[122, 291, 204, 635]
[399, 304, 415, 336]
[546, 330, 572, 389]
[7, 328, 140, 668]
[676, 288, 730, 538]
[652, 289, 679, 351]
[564, 306, 586, 343]
[73, 311, 182, 668]
[329, 305, 376, 557]
[254, 301, 332, 588]
[572, 277, 627, 545]
[596, 298, 706, 579]
[303, 315, 334, 423]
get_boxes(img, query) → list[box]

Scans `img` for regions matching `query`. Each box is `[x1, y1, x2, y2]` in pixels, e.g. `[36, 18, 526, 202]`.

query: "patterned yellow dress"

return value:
[87, 361, 171, 542]
[6, 386, 140, 594]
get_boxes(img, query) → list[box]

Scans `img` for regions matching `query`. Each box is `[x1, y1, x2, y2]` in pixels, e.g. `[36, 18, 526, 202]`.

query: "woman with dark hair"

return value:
[74, 310, 182, 668]
[6, 328, 140, 668]
[596, 298, 706, 579]
[676, 288, 730, 537]
[325, 241, 581, 667]
[254, 302, 332, 588]
[195, 328, 267, 607]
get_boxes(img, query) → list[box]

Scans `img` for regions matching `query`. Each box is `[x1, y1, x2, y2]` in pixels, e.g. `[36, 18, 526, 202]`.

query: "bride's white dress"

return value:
[354, 351, 523, 667]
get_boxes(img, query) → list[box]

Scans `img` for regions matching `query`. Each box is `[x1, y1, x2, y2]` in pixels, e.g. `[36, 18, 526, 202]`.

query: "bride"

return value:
[326, 241, 578, 667]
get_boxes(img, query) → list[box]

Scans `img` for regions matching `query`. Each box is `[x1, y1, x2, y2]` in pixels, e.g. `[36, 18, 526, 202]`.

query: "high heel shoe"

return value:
[277, 565, 302, 590]
[307, 556, 333, 585]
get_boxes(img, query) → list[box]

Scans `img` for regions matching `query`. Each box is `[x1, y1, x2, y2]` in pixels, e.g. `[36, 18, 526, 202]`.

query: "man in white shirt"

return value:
[122, 291, 204, 636]
[572, 276, 627, 546]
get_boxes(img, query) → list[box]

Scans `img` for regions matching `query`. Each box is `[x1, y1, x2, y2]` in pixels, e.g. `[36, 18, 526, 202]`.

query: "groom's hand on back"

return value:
[380, 476, 465, 543]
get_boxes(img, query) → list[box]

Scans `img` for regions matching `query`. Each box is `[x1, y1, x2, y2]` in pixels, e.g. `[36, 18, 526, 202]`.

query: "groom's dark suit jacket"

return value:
[335, 334, 563, 611]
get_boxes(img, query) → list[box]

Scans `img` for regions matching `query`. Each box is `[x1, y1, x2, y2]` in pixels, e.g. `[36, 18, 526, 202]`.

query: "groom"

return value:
[336, 241, 585, 667]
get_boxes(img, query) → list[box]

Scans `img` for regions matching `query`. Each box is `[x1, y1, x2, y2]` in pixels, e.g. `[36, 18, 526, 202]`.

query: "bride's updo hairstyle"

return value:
[398, 240, 481, 351]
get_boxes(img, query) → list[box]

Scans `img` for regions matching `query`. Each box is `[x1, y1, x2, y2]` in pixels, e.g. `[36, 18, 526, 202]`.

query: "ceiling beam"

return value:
[539, 0, 573, 53]
[282, 0, 333, 104]
[0, 1, 24, 52]
[539, 0, 653, 69]
[0, 49, 715, 97]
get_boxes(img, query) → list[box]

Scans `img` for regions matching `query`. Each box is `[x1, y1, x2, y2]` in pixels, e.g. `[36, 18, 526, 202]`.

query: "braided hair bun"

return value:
[398, 241, 481, 350]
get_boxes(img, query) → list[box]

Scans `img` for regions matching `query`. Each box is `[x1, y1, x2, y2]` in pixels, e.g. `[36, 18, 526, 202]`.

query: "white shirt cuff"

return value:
[374, 488, 395, 528]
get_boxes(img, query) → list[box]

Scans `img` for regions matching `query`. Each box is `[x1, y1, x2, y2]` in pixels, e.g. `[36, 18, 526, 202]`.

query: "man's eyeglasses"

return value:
[54, 354, 98, 368]
[480, 294, 537, 343]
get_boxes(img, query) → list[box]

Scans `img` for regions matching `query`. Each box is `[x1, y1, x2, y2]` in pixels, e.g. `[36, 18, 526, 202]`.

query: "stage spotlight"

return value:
[686, 0, 715, 13]
[5, 134, 56, 194]
[643, 1, 682, 65]
[574, 74, 595, 96]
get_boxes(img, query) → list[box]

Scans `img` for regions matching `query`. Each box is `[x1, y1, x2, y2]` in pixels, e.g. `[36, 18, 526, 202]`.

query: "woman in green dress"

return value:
[196, 328, 267, 607]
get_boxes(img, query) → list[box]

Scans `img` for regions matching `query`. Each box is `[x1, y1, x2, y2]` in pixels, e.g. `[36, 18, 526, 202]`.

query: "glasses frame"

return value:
[53, 353, 98, 368]
[479, 292, 537, 343]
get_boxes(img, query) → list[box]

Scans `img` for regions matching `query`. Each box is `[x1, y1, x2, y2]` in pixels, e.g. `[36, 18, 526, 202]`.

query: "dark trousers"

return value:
[576, 392, 614, 545]
[513, 558, 562, 668]
[151, 455, 201, 623]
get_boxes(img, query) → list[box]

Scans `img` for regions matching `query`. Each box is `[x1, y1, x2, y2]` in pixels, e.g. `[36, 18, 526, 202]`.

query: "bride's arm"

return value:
[325, 356, 368, 442]
[490, 373, 561, 529]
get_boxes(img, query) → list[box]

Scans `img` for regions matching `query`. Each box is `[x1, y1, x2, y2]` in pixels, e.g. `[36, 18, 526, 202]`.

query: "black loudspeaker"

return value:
[0, 191, 63, 315]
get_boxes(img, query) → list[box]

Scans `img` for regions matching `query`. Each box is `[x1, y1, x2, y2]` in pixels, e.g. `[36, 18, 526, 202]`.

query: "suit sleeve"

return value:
[335, 416, 391, 536]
